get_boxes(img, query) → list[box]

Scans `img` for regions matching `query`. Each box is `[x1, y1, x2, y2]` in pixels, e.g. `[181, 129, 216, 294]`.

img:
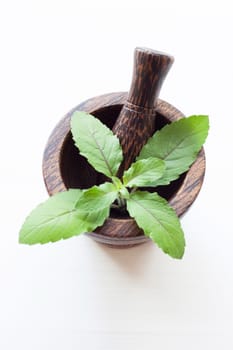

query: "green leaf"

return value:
[127, 191, 185, 259]
[75, 182, 118, 210]
[71, 111, 123, 178]
[19, 189, 82, 244]
[112, 176, 123, 191]
[123, 157, 165, 188]
[19, 189, 111, 245]
[138, 115, 209, 186]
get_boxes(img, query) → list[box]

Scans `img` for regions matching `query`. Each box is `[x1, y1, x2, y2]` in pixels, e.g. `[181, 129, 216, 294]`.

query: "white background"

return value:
[0, 1, 233, 349]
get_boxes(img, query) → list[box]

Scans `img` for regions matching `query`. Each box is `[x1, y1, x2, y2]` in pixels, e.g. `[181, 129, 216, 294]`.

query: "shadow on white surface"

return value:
[88, 239, 158, 276]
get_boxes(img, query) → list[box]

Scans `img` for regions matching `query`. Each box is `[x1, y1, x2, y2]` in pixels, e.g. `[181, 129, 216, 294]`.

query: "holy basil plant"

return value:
[19, 112, 209, 259]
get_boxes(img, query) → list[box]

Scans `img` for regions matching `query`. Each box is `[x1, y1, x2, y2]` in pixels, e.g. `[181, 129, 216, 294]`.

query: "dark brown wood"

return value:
[113, 48, 174, 174]
[43, 92, 206, 248]
[128, 48, 174, 107]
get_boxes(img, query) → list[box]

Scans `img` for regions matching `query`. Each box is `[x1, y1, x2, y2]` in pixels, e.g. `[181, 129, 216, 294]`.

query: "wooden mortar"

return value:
[43, 48, 206, 248]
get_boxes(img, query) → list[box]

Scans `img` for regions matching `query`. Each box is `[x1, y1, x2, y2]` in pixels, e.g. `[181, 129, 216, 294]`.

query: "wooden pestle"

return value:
[113, 47, 174, 176]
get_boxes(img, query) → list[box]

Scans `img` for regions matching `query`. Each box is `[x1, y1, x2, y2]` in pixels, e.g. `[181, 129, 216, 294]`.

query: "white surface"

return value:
[0, 1, 233, 349]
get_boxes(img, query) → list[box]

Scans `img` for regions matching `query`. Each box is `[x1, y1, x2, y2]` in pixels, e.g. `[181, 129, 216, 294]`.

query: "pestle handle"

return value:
[127, 47, 174, 107]
[113, 47, 174, 175]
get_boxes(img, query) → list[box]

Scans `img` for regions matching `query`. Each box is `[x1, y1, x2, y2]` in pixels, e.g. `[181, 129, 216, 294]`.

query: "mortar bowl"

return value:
[42, 92, 206, 248]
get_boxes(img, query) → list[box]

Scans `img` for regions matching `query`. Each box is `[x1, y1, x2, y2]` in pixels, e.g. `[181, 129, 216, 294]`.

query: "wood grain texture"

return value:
[43, 92, 206, 248]
[113, 48, 174, 174]
[127, 48, 174, 107]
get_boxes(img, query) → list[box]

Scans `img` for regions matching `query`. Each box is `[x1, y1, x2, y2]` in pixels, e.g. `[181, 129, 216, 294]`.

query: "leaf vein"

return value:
[129, 197, 170, 234]
[90, 128, 113, 177]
